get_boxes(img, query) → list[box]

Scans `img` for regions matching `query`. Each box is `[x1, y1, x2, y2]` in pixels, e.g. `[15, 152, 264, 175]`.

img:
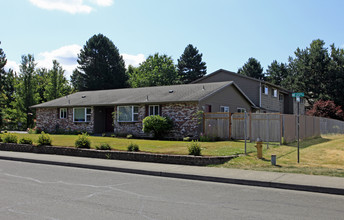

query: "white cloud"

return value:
[5, 44, 145, 80]
[36, 44, 82, 79]
[29, 0, 114, 14]
[122, 53, 145, 67]
[91, 0, 113, 6]
[4, 60, 20, 73]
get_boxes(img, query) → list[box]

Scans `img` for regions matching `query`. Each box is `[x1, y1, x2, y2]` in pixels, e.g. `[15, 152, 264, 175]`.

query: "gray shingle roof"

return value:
[31, 81, 242, 108]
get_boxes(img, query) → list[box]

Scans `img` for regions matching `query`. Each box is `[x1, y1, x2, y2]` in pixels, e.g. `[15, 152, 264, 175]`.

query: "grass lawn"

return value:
[3, 133, 344, 177]
[217, 134, 344, 177]
[11, 133, 257, 156]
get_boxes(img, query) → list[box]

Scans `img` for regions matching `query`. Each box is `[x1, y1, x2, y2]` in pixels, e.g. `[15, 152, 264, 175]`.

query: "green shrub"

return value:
[19, 137, 33, 145]
[183, 137, 191, 142]
[38, 132, 52, 146]
[111, 134, 116, 138]
[126, 134, 133, 139]
[0, 135, 2, 142]
[127, 143, 139, 152]
[3, 133, 18, 143]
[142, 115, 173, 139]
[188, 141, 202, 156]
[75, 133, 91, 149]
[96, 143, 111, 150]
[28, 128, 37, 134]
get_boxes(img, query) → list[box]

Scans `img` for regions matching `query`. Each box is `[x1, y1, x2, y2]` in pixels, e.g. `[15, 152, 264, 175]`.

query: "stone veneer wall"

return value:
[161, 102, 200, 139]
[113, 102, 200, 139]
[36, 107, 94, 133]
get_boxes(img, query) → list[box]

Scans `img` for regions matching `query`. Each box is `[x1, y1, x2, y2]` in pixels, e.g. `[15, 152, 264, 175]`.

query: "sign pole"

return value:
[292, 92, 303, 164]
[297, 99, 300, 163]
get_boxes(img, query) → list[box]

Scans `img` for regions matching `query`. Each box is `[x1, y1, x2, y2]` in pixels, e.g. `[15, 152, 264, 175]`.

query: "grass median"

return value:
[4, 133, 344, 177]
[218, 134, 344, 177]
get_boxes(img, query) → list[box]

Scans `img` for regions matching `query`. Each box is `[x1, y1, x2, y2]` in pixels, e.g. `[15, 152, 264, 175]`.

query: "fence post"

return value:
[266, 113, 269, 149]
[228, 113, 232, 140]
[249, 112, 252, 142]
[280, 114, 283, 145]
[203, 112, 205, 135]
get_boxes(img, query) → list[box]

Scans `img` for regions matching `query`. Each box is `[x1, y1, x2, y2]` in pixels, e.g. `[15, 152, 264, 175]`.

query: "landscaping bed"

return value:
[0, 143, 236, 166]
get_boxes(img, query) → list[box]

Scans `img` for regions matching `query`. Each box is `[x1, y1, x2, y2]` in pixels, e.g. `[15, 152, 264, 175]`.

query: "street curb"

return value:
[0, 155, 343, 196]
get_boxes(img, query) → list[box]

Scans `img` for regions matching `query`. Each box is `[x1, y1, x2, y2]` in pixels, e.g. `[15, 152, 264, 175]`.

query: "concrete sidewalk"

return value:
[0, 151, 343, 195]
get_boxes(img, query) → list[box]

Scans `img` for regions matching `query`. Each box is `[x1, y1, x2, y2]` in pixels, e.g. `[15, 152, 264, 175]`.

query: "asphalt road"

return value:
[0, 160, 343, 220]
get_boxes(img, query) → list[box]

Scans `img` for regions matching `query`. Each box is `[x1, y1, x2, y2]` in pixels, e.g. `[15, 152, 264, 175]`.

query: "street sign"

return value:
[292, 92, 304, 97]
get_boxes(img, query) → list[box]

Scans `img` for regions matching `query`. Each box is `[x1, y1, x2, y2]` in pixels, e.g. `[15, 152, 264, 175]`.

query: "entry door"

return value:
[105, 108, 114, 132]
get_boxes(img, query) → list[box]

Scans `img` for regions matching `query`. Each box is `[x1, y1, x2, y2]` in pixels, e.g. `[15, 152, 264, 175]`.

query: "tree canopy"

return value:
[238, 57, 265, 80]
[177, 44, 207, 83]
[76, 34, 127, 91]
[127, 53, 179, 88]
[265, 60, 289, 88]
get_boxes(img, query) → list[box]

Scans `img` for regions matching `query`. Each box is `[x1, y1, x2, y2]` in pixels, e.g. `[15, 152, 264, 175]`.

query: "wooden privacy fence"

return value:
[203, 113, 231, 139]
[203, 113, 344, 143]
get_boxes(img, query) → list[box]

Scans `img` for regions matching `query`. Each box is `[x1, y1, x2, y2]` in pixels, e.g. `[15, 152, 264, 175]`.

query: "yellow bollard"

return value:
[255, 140, 263, 159]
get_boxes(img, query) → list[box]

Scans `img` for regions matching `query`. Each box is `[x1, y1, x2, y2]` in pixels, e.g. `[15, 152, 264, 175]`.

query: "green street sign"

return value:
[292, 92, 304, 97]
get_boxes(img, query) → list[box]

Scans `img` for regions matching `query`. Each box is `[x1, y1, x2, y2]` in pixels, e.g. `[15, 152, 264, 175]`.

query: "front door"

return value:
[105, 108, 114, 132]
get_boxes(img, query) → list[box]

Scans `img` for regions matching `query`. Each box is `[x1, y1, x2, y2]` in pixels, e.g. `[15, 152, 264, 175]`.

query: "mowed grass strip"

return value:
[218, 135, 344, 177]
[12, 133, 256, 156]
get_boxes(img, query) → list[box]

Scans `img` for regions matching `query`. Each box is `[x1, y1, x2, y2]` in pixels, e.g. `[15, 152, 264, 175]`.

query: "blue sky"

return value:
[2, 0, 344, 79]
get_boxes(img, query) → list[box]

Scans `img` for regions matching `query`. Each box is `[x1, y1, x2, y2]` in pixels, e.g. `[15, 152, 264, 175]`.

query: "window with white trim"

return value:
[262, 85, 268, 95]
[149, 105, 159, 116]
[73, 107, 91, 122]
[220, 106, 229, 112]
[237, 108, 246, 113]
[273, 89, 278, 97]
[117, 106, 139, 122]
[60, 108, 67, 119]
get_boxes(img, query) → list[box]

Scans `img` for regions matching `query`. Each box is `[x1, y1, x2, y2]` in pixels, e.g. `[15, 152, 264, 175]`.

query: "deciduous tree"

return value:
[128, 53, 179, 88]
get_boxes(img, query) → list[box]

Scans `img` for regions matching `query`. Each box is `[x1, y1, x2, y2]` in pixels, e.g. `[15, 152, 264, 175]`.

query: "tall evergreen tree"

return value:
[44, 60, 71, 101]
[265, 60, 289, 87]
[16, 54, 38, 128]
[177, 44, 207, 83]
[289, 39, 331, 105]
[128, 53, 179, 88]
[77, 34, 127, 90]
[327, 44, 344, 108]
[0, 42, 7, 127]
[238, 57, 265, 80]
[70, 69, 85, 92]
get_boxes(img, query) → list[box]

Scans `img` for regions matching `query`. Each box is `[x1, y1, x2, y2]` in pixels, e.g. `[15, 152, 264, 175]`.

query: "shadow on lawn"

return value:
[276, 137, 330, 159]
[287, 137, 330, 149]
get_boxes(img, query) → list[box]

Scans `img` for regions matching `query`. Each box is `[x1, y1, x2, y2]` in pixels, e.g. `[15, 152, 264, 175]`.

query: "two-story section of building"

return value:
[193, 69, 305, 114]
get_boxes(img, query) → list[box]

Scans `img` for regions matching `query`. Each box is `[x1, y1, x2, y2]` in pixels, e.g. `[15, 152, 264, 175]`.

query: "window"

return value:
[60, 108, 67, 119]
[220, 106, 229, 112]
[237, 108, 246, 113]
[279, 94, 284, 101]
[117, 106, 139, 122]
[73, 107, 91, 122]
[273, 89, 278, 97]
[149, 105, 159, 116]
[262, 85, 268, 95]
